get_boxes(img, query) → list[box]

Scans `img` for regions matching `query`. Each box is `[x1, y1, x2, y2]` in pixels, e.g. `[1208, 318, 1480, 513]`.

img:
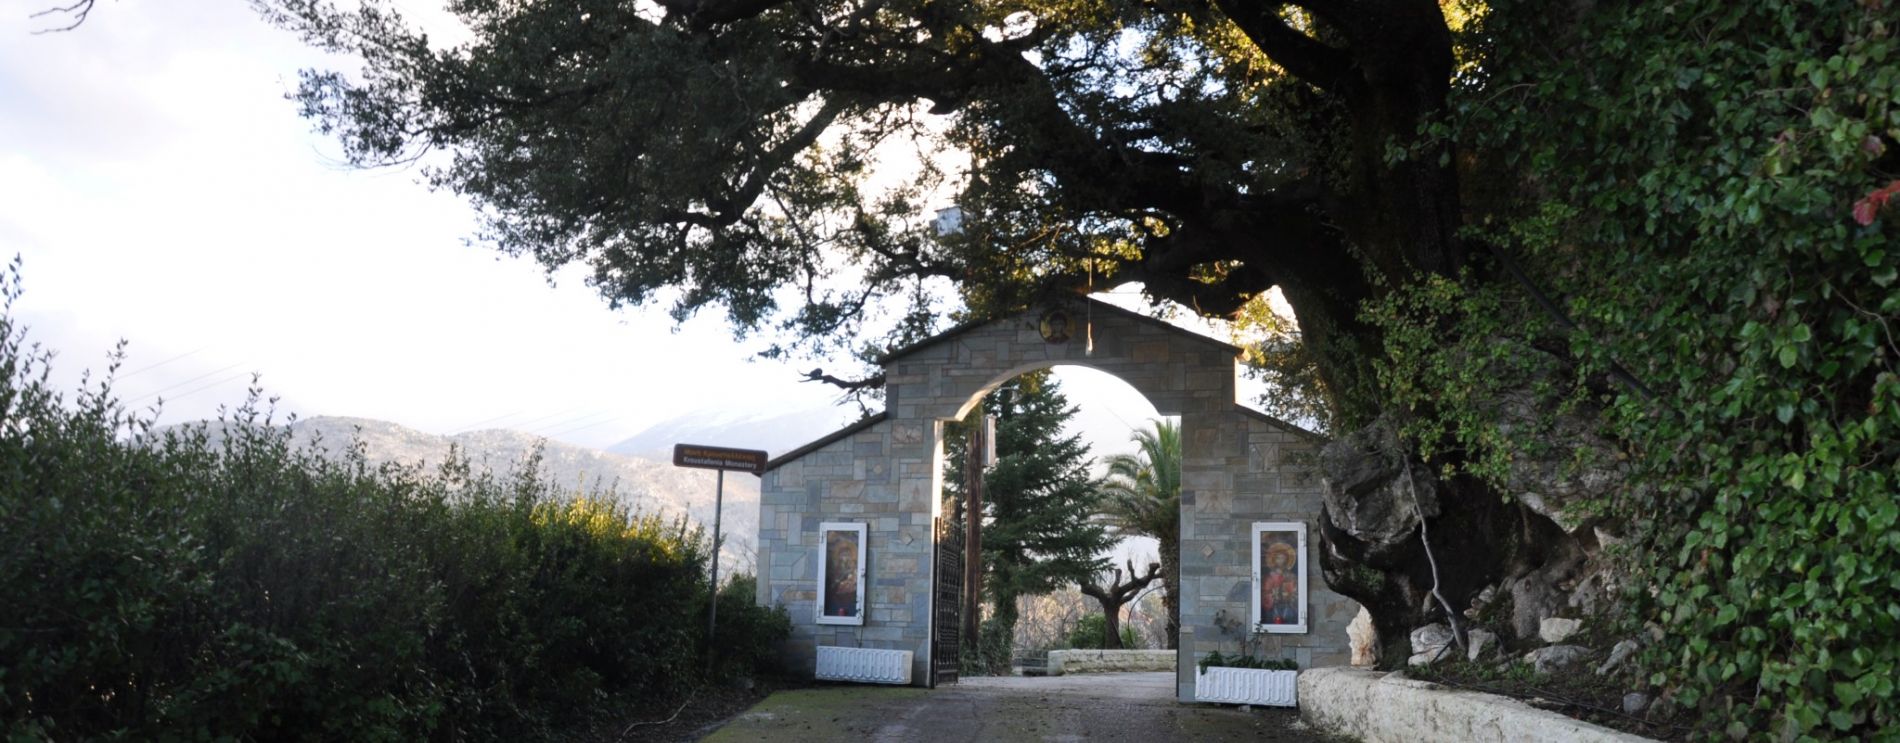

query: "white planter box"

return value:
[1195, 666, 1298, 707]
[814, 646, 913, 685]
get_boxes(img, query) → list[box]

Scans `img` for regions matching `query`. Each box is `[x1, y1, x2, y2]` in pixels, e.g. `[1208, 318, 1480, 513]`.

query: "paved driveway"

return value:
[701, 672, 1342, 742]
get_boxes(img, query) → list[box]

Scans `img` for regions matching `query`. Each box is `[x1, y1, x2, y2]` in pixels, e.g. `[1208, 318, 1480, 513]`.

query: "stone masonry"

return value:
[755, 298, 1359, 699]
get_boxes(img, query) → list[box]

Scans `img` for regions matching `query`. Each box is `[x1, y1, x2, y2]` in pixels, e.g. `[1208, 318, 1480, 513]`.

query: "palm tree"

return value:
[1098, 420, 1182, 649]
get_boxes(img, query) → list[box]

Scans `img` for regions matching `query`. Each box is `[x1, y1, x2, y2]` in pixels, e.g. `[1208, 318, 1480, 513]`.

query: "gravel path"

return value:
[699, 672, 1345, 742]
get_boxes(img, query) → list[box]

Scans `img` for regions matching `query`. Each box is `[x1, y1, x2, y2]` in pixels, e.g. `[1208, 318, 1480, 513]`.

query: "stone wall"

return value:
[756, 416, 938, 684]
[756, 299, 1360, 696]
[1176, 408, 1359, 696]
[1299, 668, 1657, 742]
[1046, 649, 1176, 675]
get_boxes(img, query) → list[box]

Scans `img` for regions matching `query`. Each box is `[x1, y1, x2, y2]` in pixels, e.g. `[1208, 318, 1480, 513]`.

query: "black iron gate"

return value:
[930, 502, 963, 687]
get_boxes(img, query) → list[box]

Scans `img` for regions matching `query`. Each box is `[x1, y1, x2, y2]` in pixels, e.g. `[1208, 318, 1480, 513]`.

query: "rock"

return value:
[1648, 694, 1677, 719]
[1524, 645, 1591, 674]
[1622, 692, 1651, 716]
[1486, 370, 1628, 533]
[1508, 576, 1566, 640]
[1465, 584, 1498, 619]
[1539, 617, 1583, 644]
[1410, 623, 1454, 657]
[1408, 651, 1441, 667]
[1348, 606, 1379, 667]
[1466, 628, 1497, 661]
[1567, 571, 1609, 616]
[1645, 621, 1665, 644]
[1318, 418, 1439, 555]
[1597, 639, 1641, 676]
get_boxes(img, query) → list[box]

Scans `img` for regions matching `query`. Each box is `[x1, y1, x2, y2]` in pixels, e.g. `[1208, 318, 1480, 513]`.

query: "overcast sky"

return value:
[0, 1, 1263, 457]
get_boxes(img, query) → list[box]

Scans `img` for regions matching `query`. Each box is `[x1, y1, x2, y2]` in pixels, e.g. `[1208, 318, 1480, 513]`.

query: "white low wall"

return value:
[1298, 668, 1657, 743]
[1046, 649, 1176, 676]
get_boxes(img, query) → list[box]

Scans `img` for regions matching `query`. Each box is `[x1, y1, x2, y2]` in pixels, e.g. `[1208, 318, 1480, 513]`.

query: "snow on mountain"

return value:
[605, 405, 861, 460]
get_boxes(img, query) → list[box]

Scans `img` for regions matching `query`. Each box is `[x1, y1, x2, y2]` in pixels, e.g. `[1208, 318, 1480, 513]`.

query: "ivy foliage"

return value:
[1369, 1, 1899, 738]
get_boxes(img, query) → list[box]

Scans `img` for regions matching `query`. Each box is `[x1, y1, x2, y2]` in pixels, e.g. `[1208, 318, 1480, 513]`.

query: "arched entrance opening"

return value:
[755, 298, 1358, 702]
[935, 364, 1179, 679]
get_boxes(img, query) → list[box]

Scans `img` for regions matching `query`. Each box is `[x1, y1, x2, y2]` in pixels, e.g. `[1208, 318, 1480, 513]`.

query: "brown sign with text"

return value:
[672, 443, 769, 474]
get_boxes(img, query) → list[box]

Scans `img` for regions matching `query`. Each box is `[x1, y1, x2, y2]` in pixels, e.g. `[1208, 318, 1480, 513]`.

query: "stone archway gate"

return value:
[753, 298, 1358, 701]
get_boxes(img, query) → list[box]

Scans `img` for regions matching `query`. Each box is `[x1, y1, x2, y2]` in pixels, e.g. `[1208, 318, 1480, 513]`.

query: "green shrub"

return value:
[1064, 614, 1138, 651]
[708, 574, 793, 680]
[0, 269, 777, 739]
[960, 615, 1016, 675]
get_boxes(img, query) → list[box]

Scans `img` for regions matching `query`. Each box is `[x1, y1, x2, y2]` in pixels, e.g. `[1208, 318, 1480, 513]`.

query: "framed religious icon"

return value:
[1038, 309, 1072, 344]
[1251, 521, 1309, 633]
[815, 522, 868, 625]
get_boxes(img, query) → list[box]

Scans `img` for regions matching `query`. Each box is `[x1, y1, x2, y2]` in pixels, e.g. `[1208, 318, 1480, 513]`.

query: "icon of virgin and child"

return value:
[1259, 536, 1300, 626]
[823, 530, 861, 618]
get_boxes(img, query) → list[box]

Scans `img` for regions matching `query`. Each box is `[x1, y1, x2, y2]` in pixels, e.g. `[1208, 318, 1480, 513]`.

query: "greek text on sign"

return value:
[673, 443, 769, 474]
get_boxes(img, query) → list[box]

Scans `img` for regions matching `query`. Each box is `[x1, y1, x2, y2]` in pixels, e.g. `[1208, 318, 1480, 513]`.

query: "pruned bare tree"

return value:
[1078, 559, 1161, 651]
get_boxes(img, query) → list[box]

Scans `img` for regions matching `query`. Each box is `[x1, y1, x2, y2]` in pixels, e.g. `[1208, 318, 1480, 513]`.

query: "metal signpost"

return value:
[673, 443, 768, 655]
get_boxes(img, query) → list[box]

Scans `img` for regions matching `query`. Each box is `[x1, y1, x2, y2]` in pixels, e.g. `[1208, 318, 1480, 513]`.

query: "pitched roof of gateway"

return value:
[875, 295, 1243, 367]
[762, 299, 1323, 474]
[760, 403, 1323, 474]
[761, 411, 887, 473]
[1233, 404, 1327, 442]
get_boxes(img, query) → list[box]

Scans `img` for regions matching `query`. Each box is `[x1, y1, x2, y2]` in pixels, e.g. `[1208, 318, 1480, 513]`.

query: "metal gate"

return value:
[930, 500, 963, 687]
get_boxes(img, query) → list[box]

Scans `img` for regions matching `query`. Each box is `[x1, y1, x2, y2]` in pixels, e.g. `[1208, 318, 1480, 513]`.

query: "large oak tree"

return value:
[255, 0, 1505, 653]
[206, 0, 1898, 735]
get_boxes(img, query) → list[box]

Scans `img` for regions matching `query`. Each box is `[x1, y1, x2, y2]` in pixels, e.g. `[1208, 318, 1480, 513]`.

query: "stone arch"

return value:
[755, 298, 1359, 700]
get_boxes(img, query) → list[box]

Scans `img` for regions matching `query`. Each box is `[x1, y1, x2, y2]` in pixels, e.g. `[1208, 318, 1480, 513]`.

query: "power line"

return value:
[527, 410, 616, 436]
[117, 346, 208, 380]
[499, 405, 590, 432]
[128, 362, 245, 404]
[451, 409, 525, 432]
[543, 416, 628, 439]
[153, 370, 256, 405]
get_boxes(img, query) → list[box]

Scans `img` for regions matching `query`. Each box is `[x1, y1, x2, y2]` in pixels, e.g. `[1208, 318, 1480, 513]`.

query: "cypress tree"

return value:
[944, 370, 1111, 673]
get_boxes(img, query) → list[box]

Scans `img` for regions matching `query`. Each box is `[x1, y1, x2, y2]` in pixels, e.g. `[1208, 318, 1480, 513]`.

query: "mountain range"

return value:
[602, 405, 861, 460]
[192, 415, 777, 573]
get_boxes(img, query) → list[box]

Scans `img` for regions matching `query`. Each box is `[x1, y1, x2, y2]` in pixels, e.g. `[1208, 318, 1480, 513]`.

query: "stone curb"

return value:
[1297, 667, 1659, 743]
[1045, 649, 1176, 676]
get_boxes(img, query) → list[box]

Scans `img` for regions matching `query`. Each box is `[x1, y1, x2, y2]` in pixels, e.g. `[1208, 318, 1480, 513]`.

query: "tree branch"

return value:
[1208, 2, 1353, 91]
[801, 368, 886, 391]
[30, 0, 96, 33]
[659, 99, 847, 230]
[654, 0, 791, 32]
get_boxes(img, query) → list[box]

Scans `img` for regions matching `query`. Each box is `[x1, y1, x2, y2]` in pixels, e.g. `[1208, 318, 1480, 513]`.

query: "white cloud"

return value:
[0, 1, 1267, 456]
[1, 1, 841, 447]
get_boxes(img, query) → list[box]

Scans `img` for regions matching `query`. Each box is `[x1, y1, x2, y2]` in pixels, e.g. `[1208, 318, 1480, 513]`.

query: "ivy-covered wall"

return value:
[1365, 1, 1900, 736]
